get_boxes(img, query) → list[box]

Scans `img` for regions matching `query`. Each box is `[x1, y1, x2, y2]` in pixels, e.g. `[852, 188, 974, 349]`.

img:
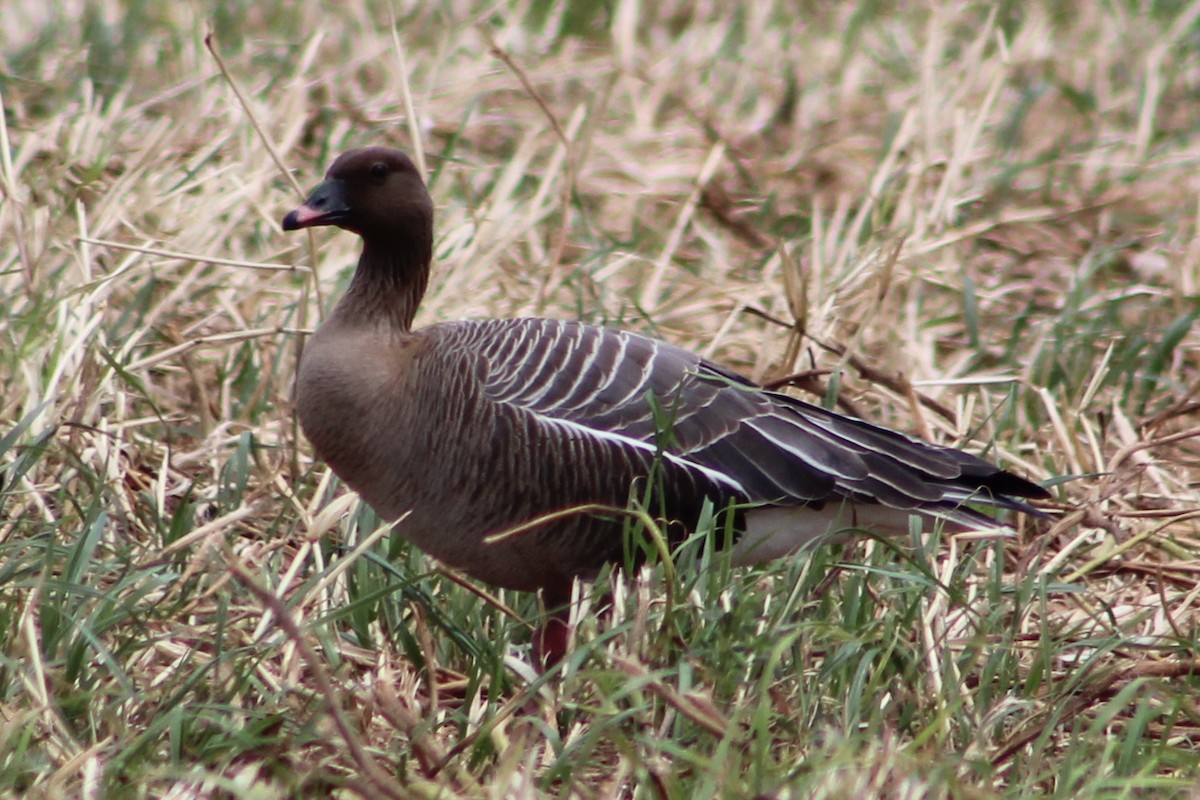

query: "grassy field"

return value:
[3, 1, 1200, 797]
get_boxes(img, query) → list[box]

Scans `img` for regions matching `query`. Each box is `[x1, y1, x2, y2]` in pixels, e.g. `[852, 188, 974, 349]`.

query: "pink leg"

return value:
[531, 600, 571, 671]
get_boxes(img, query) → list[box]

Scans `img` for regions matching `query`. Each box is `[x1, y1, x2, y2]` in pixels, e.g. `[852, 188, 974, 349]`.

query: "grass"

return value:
[2, 0, 1200, 797]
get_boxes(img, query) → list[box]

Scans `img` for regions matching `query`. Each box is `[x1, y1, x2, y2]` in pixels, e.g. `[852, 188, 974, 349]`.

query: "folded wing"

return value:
[442, 317, 1047, 526]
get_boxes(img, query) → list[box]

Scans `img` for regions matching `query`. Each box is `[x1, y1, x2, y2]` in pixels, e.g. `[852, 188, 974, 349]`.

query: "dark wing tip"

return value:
[968, 464, 1051, 501]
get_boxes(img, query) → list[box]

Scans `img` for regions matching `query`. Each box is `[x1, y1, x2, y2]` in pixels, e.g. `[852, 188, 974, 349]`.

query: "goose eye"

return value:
[369, 162, 389, 181]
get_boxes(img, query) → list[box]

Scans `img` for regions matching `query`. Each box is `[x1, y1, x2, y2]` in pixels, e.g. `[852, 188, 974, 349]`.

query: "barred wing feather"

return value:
[444, 317, 1045, 528]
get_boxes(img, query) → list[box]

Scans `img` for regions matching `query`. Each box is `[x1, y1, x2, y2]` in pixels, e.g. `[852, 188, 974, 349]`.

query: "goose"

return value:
[281, 146, 1048, 666]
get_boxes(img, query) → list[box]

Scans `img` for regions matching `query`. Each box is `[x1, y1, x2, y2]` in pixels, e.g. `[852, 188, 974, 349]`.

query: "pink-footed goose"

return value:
[282, 146, 1048, 667]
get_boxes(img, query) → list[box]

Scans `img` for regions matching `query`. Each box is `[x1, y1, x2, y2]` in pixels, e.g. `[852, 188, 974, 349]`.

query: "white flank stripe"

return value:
[735, 503, 1013, 565]
[540, 414, 747, 496]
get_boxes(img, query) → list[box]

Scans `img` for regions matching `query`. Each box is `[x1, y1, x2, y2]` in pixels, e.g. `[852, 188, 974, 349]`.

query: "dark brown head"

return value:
[282, 147, 433, 248]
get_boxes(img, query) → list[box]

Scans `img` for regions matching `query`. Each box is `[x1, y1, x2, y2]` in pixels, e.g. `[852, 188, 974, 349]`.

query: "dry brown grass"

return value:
[2, 1, 1200, 797]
